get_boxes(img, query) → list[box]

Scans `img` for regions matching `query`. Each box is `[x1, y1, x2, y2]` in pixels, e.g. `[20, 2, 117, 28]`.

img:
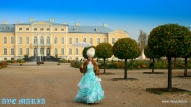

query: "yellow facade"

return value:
[0, 18, 129, 61]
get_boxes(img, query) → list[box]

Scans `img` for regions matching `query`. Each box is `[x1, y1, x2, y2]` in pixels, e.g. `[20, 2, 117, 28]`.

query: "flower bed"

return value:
[0, 61, 8, 69]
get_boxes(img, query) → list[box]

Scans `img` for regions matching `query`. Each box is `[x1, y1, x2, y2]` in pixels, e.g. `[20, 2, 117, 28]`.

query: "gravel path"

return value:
[0, 62, 191, 107]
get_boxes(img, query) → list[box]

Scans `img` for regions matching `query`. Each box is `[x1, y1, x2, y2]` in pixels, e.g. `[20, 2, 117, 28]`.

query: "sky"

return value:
[0, 0, 191, 41]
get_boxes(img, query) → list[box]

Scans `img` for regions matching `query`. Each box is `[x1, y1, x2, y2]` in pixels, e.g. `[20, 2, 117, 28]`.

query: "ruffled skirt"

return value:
[74, 72, 104, 104]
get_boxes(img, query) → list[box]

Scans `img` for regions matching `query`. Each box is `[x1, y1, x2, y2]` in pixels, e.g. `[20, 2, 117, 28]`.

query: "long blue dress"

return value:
[75, 62, 104, 104]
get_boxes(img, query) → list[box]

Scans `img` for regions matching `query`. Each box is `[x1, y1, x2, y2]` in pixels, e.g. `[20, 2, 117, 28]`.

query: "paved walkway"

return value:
[0, 62, 191, 107]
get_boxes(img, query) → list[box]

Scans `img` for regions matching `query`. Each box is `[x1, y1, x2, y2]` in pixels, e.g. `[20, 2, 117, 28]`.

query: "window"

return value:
[47, 28, 50, 31]
[19, 48, 22, 55]
[54, 28, 57, 31]
[55, 48, 58, 54]
[69, 38, 72, 44]
[34, 36, 38, 44]
[104, 38, 106, 42]
[19, 37, 22, 44]
[4, 58, 7, 61]
[74, 27, 78, 31]
[61, 37, 64, 44]
[75, 38, 78, 43]
[97, 38, 100, 44]
[54, 37, 58, 44]
[40, 28, 44, 31]
[11, 37, 14, 44]
[11, 48, 14, 55]
[4, 37, 7, 44]
[61, 48, 64, 54]
[90, 38, 93, 44]
[47, 36, 50, 44]
[112, 38, 115, 44]
[40, 48, 44, 55]
[34, 28, 37, 31]
[26, 48, 29, 54]
[26, 28, 29, 31]
[46, 48, 50, 56]
[19, 28, 22, 31]
[75, 48, 78, 55]
[34, 48, 38, 56]
[26, 37, 29, 44]
[40, 36, 44, 44]
[69, 49, 72, 55]
[61, 28, 64, 31]
[4, 48, 7, 55]
[83, 38, 86, 43]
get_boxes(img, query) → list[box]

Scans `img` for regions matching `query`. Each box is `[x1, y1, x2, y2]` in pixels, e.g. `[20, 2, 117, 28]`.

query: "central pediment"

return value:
[32, 21, 52, 25]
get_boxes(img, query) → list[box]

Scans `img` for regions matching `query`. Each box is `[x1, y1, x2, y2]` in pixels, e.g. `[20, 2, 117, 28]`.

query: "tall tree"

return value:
[113, 38, 140, 79]
[144, 45, 161, 72]
[148, 24, 191, 91]
[96, 43, 113, 73]
[138, 30, 148, 52]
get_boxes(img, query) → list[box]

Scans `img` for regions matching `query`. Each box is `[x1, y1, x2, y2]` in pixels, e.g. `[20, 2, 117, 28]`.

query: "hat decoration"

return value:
[86, 48, 95, 57]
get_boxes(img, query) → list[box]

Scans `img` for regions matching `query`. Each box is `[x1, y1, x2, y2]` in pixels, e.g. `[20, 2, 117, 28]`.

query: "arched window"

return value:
[26, 48, 29, 54]
[69, 38, 72, 44]
[61, 28, 64, 31]
[34, 36, 37, 44]
[75, 48, 78, 54]
[75, 38, 78, 43]
[47, 28, 50, 31]
[112, 38, 115, 44]
[83, 38, 86, 43]
[26, 37, 29, 44]
[40, 28, 44, 31]
[19, 37, 22, 44]
[26, 28, 29, 30]
[90, 38, 93, 44]
[19, 28, 22, 31]
[11, 48, 14, 55]
[4, 48, 7, 55]
[34, 28, 37, 31]
[69, 49, 72, 54]
[55, 37, 58, 44]
[55, 48, 58, 54]
[54, 28, 57, 31]
[61, 48, 64, 54]
[40, 48, 44, 55]
[40, 36, 44, 44]
[47, 36, 50, 44]
[104, 38, 107, 42]
[97, 38, 100, 44]
[4, 37, 7, 44]
[61, 37, 64, 44]
[19, 48, 22, 55]
[11, 37, 14, 44]
[46, 48, 50, 56]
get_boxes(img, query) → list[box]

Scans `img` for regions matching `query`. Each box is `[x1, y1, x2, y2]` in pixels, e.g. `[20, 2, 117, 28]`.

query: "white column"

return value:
[44, 48, 46, 56]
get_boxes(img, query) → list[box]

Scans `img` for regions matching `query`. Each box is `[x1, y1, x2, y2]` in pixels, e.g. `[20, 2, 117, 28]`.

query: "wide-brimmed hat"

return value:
[86, 48, 95, 57]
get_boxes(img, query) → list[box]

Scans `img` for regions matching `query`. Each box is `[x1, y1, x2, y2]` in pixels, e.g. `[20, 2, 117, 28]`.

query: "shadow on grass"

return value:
[143, 72, 164, 74]
[146, 88, 191, 95]
[111, 78, 138, 81]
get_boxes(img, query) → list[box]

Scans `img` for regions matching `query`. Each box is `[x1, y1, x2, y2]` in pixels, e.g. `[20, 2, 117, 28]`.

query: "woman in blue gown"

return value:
[74, 48, 104, 104]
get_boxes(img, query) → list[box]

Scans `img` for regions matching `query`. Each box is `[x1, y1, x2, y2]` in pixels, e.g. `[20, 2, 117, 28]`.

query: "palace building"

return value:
[0, 18, 129, 61]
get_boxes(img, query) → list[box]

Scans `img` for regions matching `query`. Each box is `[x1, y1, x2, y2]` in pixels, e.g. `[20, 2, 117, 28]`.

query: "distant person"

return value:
[74, 48, 104, 104]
